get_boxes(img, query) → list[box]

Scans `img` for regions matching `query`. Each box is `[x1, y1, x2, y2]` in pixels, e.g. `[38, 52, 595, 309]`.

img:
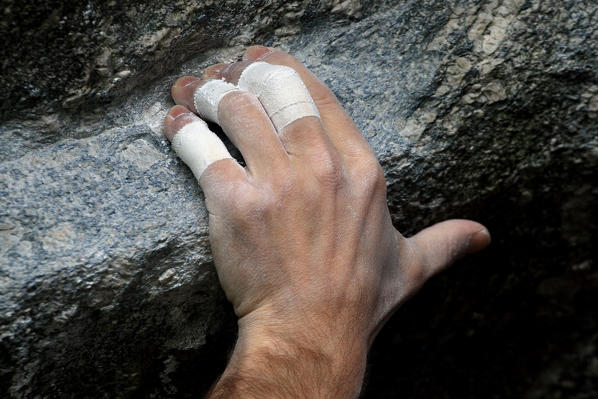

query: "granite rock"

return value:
[1, 0, 597, 397]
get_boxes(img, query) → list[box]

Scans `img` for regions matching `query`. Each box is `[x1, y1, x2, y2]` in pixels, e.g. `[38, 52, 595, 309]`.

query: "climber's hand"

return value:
[163, 45, 490, 398]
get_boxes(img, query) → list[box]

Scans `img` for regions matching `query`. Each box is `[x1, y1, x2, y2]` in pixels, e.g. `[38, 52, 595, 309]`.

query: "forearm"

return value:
[207, 324, 368, 399]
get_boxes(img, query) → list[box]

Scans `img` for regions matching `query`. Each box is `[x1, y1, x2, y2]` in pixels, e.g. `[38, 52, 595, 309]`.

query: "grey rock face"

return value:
[1, 0, 597, 397]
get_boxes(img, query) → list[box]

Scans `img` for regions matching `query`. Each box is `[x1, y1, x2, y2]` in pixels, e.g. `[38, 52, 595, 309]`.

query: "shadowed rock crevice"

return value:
[0, 0, 385, 123]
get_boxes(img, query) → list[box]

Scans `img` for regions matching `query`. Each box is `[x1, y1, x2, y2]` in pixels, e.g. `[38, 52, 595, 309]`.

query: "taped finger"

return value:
[237, 62, 320, 133]
[173, 77, 289, 176]
[193, 79, 240, 124]
[208, 61, 338, 162]
[164, 105, 236, 183]
[243, 46, 373, 158]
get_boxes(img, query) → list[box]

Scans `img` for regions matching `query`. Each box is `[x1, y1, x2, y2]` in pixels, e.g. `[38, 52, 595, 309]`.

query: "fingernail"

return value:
[478, 228, 491, 240]
[468, 228, 492, 253]
[172, 76, 199, 89]
[165, 112, 186, 121]
[165, 105, 195, 125]
[172, 77, 185, 89]
[243, 45, 272, 61]
[202, 63, 228, 79]
[164, 106, 199, 141]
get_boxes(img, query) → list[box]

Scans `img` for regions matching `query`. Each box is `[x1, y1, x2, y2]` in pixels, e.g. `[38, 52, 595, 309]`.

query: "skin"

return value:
[163, 45, 491, 398]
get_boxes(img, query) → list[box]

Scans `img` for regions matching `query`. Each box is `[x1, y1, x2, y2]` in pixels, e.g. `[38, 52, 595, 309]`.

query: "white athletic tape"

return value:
[193, 79, 240, 124]
[237, 62, 320, 132]
[171, 120, 232, 181]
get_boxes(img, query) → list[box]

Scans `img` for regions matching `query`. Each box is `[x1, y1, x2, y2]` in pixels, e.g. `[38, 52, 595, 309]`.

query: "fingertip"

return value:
[219, 60, 254, 85]
[163, 105, 200, 141]
[441, 219, 491, 255]
[408, 219, 491, 277]
[172, 76, 199, 92]
[243, 45, 273, 61]
[202, 63, 229, 79]
[171, 76, 202, 111]
[440, 220, 490, 257]
[468, 227, 491, 254]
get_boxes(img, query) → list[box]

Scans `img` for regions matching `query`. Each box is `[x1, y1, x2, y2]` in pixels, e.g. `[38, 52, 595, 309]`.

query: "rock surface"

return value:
[1, 0, 597, 397]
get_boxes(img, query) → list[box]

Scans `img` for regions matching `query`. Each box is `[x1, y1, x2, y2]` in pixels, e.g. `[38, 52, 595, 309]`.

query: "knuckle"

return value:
[353, 157, 387, 194]
[230, 183, 267, 222]
[263, 169, 299, 206]
[313, 151, 344, 188]
[274, 169, 299, 196]
[312, 87, 339, 107]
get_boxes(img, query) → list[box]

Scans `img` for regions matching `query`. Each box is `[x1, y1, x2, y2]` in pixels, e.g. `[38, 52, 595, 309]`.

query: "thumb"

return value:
[408, 219, 491, 278]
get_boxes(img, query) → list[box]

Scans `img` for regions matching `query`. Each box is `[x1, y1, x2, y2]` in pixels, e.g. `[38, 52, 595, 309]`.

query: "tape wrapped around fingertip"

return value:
[237, 62, 320, 132]
[192, 62, 320, 133]
[172, 121, 232, 181]
[193, 80, 240, 124]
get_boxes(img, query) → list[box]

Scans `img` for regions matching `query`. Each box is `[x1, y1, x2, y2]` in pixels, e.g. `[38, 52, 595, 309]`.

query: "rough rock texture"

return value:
[1, 0, 597, 397]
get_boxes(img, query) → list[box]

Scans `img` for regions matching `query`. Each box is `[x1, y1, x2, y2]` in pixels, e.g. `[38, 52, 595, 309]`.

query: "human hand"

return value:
[163, 45, 490, 398]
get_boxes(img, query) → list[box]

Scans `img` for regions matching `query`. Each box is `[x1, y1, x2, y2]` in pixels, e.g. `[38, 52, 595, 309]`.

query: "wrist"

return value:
[209, 314, 368, 399]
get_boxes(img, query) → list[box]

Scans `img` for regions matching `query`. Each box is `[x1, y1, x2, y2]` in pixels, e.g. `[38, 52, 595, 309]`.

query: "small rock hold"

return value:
[159, 268, 176, 284]
[481, 81, 507, 103]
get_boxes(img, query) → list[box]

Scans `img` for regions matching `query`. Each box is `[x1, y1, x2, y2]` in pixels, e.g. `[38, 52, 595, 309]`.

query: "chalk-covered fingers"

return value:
[209, 60, 338, 164]
[163, 105, 246, 198]
[216, 61, 321, 133]
[172, 77, 289, 176]
[243, 46, 372, 157]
